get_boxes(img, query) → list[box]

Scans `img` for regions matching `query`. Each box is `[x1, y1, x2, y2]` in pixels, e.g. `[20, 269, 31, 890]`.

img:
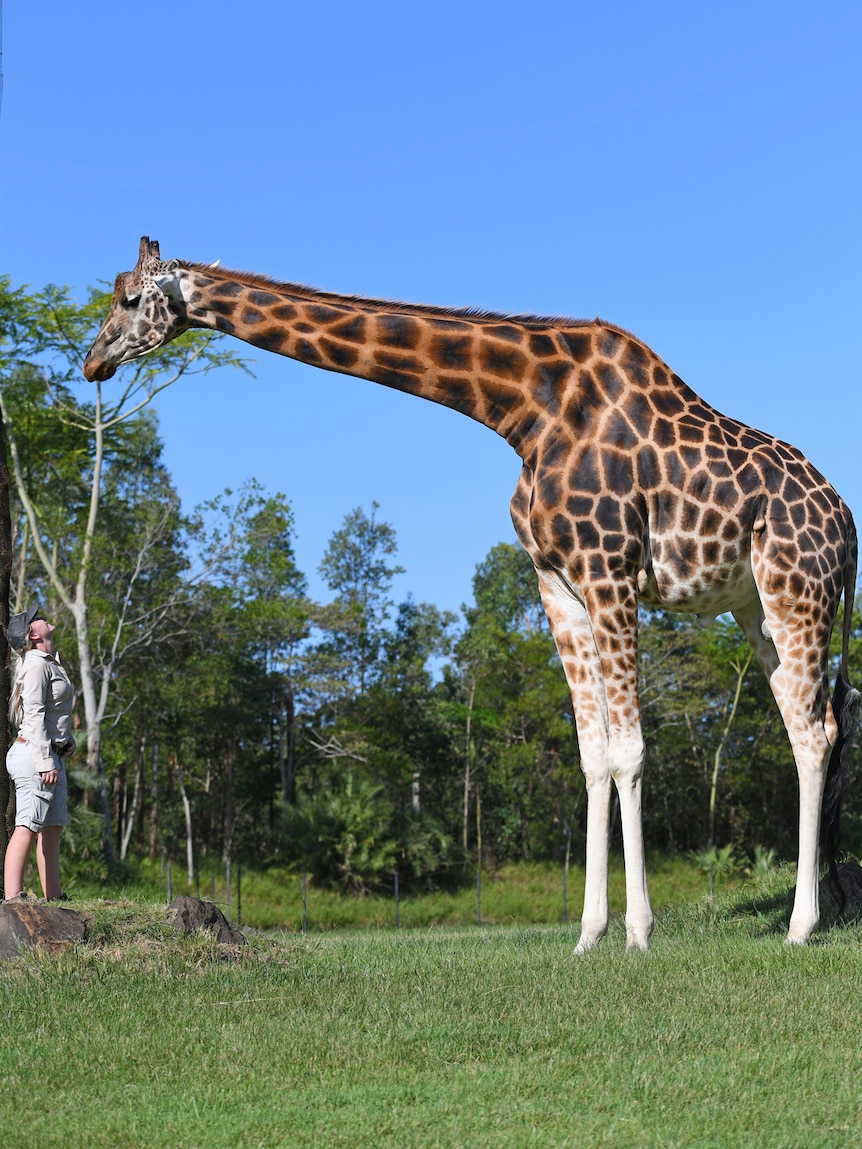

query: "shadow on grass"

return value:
[691, 865, 862, 943]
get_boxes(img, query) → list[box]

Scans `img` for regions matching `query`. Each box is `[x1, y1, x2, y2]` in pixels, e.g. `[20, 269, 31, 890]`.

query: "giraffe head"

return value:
[83, 237, 190, 381]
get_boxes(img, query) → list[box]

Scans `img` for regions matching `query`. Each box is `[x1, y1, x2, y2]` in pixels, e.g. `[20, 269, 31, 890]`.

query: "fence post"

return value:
[225, 860, 231, 917]
[301, 871, 307, 934]
[237, 864, 241, 926]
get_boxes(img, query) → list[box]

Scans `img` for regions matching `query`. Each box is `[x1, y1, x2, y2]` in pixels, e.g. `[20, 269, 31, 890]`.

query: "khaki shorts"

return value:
[6, 740, 68, 831]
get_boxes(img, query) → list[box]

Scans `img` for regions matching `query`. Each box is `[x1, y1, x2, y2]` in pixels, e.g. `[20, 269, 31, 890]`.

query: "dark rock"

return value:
[167, 895, 246, 946]
[0, 902, 93, 957]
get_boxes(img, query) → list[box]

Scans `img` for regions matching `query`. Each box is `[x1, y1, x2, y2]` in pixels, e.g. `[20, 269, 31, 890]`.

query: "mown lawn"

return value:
[1, 867, 861, 1148]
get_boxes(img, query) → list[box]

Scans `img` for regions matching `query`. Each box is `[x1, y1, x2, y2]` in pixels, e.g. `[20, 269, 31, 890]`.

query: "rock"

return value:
[0, 902, 93, 957]
[167, 895, 246, 946]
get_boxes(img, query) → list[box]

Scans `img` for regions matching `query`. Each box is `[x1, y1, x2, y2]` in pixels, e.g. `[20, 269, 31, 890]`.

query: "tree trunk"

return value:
[463, 678, 475, 852]
[175, 761, 194, 884]
[285, 689, 297, 805]
[114, 762, 126, 859]
[278, 689, 298, 806]
[120, 735, 145, 862]
[148, 741, 159, 859]
[0, 409, 12, 894]
[708, 651, 753, 846]
[223, 743, 235, 865]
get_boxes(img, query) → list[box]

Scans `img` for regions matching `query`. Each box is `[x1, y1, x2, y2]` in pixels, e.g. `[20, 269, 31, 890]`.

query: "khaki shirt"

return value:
[16, 650, 74, 769]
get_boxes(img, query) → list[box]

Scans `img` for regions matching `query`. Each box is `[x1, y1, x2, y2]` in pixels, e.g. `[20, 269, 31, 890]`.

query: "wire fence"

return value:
[164, 859, 575, 933]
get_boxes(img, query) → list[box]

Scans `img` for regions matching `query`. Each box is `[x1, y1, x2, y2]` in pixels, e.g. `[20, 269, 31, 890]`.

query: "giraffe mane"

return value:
[184, 261, 635, 337]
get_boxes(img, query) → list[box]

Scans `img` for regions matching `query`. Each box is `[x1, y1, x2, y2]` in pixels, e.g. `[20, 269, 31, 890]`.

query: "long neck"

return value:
[180, 264, 585, 458]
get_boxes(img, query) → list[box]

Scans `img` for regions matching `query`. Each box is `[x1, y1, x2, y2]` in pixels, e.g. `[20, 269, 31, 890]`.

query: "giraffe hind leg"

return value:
[733, 596, 835, 944]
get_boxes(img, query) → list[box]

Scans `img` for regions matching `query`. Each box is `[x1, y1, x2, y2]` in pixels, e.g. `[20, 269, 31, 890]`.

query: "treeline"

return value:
[2, 276, 862, 891]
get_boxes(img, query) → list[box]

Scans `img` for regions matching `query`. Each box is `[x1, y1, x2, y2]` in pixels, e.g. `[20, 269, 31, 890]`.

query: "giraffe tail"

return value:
[820, 555, 861, 916]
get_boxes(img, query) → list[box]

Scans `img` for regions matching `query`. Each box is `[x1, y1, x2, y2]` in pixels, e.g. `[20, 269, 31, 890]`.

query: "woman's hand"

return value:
[39, 768, 58, 786]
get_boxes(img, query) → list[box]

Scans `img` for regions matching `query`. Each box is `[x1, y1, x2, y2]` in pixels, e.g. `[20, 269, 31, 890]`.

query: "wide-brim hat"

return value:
[6, 605, 40, 653]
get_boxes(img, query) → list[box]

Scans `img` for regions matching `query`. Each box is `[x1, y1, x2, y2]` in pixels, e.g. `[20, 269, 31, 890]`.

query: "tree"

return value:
[341, 596, 460, 883]
[157, 483, 314, 865]
[453, 542, 576, 862]
[317, 502, 405, 697]
[240, 497, 314, 806]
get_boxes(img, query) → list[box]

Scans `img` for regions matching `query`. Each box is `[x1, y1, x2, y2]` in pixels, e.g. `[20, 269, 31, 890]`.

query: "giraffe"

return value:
[84, 237, 859, 951]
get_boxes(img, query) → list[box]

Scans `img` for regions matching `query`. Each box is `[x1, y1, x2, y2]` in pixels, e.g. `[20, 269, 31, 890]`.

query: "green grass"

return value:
[1, 867, 861, 1148]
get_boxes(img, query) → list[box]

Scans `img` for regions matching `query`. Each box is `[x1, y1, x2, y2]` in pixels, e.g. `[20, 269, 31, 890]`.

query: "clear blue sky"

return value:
[1, 1, 860, 619]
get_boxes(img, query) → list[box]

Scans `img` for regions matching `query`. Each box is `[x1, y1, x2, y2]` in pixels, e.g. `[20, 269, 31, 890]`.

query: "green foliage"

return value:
[390, 808, 460, 890]
[688, 843, 738, 899]
[453, 542, 577, 862]
[317, 501, 405, 695]
[281, 772, 397, 891]
[746, 845, 778, 878]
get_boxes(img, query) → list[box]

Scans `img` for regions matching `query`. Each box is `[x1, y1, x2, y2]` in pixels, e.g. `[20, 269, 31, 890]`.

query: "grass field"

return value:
[1, 866, 861, 1148]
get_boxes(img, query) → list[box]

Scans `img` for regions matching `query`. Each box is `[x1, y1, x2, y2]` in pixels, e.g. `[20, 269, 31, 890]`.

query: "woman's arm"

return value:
[20, 656, 55, 773]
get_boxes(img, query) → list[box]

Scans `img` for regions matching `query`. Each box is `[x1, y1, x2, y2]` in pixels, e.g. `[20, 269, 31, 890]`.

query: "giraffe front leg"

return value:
[582, 579, 653, 951]
[533, 569, 615, 954]
[610, 732, 654, 951]
[575, 740, 612, 954]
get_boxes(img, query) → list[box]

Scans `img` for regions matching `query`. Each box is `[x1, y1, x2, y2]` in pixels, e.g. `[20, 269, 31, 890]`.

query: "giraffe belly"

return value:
[637, 540, 757, 617]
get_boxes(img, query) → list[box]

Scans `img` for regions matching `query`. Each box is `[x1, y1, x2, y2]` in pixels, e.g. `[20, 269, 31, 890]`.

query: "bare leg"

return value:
[4, 826, 36, 897]
[36, 827, 63, 900]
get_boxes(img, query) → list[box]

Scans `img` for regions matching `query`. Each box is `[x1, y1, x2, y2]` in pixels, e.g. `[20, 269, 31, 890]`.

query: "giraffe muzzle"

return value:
[82, 350, 117, 382]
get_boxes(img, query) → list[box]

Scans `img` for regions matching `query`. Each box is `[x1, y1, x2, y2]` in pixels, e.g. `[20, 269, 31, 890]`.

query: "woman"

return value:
[4, 605, 76, 901]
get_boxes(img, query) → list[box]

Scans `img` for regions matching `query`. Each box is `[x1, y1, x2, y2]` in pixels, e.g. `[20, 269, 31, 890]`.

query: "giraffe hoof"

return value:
[784, 930, 811, 947]
[786, 914, 815, 946]
[573, 932, 604, 956]
[625, 934, 651, 953]
[625, 913, 654, 952]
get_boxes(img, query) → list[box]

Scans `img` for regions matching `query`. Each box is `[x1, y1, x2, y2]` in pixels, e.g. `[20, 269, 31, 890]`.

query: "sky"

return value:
[1, 1, 861, 620]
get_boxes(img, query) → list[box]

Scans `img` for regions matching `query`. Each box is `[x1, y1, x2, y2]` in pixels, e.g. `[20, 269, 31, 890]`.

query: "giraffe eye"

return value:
[122, 293, 141, 309]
